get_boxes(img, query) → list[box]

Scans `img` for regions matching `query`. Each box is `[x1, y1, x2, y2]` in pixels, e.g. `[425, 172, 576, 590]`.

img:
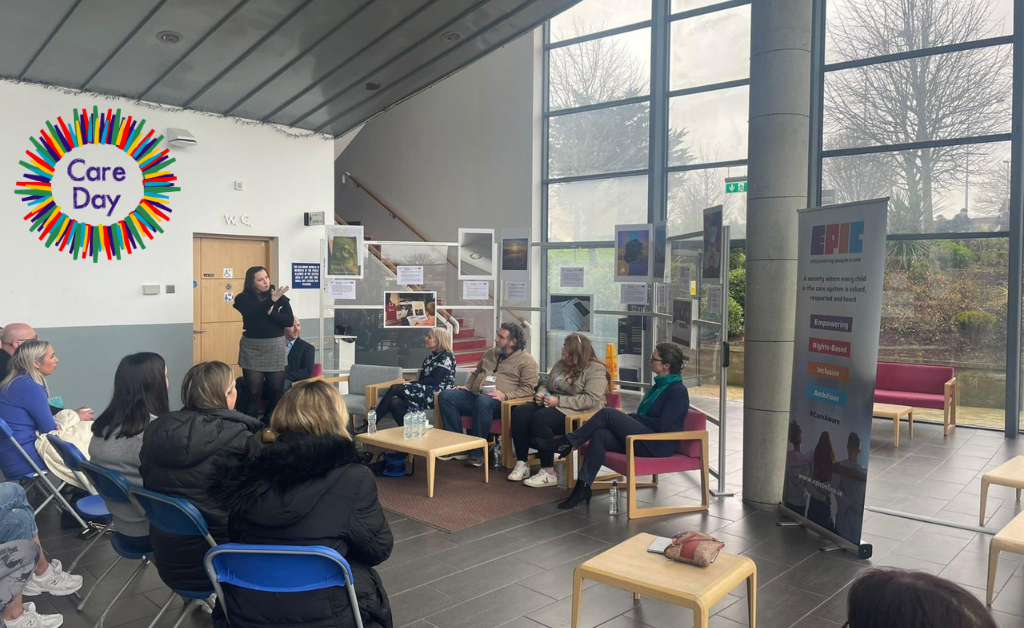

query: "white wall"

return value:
[335, 32, 539, 244]
[0, 81, 334, 328]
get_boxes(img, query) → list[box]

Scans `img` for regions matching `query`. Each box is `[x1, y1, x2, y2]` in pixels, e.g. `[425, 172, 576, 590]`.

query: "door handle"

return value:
[192, 330, 206, 334]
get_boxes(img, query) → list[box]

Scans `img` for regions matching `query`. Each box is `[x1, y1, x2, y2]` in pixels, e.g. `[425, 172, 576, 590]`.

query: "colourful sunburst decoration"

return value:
[13, 106, 180, 262]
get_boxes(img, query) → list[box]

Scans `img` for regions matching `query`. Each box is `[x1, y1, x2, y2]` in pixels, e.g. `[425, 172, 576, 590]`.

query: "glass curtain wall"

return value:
[815, 0, 1015, 430]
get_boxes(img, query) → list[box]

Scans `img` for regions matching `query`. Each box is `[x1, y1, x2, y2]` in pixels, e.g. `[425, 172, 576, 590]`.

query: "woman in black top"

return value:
[232, 266, 293, 421]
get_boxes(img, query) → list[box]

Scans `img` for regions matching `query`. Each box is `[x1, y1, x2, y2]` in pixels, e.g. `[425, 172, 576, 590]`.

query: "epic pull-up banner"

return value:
[780, 198, 888, 557]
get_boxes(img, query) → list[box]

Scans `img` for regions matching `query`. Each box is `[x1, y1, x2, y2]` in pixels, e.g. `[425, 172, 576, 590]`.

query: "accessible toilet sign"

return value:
[13, 106, 180, 262]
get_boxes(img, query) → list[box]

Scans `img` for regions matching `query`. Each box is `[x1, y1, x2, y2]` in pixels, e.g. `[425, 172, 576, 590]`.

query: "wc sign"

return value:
[13, 106, 180, 262]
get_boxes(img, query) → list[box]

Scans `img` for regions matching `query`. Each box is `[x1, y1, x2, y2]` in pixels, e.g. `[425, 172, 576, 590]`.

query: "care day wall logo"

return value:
[14, 107, 179, 262]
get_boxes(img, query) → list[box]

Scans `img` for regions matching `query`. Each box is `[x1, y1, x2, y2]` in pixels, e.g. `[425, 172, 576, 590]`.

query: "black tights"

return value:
[375, 383, 410, 426]
[242, 369, 285, 424]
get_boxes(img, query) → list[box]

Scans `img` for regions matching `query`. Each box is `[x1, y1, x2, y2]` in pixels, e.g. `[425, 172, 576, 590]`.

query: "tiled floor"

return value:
[28, 400, 1024, 628]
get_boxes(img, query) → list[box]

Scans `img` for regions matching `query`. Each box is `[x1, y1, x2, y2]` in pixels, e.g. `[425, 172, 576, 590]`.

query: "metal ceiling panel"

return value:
[0, 0, 79, 79]
[228, 0, 436, 121]
[143, 0, 309, 105]
[266, 0, 497, 127]
[0, 0, 582, 138]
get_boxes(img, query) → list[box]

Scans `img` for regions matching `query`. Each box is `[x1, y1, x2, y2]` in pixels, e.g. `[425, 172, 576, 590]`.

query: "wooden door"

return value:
[192, 236, 272, 375]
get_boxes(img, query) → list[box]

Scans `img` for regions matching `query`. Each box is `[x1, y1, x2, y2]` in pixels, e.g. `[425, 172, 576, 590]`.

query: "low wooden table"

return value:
[572, 533, 756, 628]
[872, 403, 914, 448]
[356, 426, 488, 498]
[981, 455, 1024, 526]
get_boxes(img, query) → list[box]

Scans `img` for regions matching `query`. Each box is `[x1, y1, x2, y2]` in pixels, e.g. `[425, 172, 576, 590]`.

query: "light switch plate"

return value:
[142, 284, 160, 295]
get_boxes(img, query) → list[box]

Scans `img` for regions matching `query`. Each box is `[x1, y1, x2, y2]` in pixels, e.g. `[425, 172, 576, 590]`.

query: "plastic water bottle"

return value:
[403, 411, 413, 438]
[417, 409, 426, 436]
[609, 481, 620, 516]
[366, 410, 377, 435]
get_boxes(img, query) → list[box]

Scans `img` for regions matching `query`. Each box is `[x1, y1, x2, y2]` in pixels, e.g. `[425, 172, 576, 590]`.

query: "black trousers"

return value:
[568, 407, 661, 485]
[510, 403, 567, 467]
[375, 383, 410, 426]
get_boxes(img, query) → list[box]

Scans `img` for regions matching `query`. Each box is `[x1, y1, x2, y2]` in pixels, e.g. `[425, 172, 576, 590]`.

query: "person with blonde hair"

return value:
[213, 380, 393, 628]
[362, 327, 456, 431]
[0, 341, 63, 479]
[509, 333, 609, 487]
[140, 361, 261, 595]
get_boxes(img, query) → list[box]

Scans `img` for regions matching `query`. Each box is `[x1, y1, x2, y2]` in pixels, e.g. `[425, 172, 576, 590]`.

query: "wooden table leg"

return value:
[570, 568, 583, 628]
[907, 410, 914, 439]
[427, 454, 436, 499]
[484, 445, 489, 484]
[893, 414, 899, 448]
[748, 569, 757, 628]
[693, 605, 709, 628]
[980, 478, 989, 527]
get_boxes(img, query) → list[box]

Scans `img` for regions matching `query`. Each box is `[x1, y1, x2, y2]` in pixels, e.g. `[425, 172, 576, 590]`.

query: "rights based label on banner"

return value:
[782, 198, 888, 551]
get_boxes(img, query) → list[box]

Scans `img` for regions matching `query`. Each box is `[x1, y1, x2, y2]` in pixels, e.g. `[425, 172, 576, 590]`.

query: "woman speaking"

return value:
[233, 266, 293, 421]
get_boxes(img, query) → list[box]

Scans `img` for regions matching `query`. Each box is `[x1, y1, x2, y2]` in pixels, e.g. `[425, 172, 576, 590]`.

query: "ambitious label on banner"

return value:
[782, 199, 888, 550]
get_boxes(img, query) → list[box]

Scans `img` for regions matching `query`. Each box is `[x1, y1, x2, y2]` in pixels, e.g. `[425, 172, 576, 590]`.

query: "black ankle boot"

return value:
[558, 481, 592, 509]
[536, 436, 572, 458]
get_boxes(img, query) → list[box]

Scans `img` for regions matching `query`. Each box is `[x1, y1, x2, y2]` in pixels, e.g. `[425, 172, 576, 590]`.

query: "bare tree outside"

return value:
[824, 0, 1012, 233]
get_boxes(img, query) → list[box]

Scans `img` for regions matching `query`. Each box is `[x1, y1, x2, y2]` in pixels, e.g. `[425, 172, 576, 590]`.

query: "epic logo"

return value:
[811, 221, 865, 255]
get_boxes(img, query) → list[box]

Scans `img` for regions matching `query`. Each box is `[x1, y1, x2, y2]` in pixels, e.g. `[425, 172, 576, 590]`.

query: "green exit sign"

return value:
[725, 180, 747, 194]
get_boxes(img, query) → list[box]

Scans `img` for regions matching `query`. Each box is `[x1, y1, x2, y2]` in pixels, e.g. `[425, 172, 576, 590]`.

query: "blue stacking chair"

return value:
[204, 544, 364, 628]
[45, 435, 111, 573]
[128, 487, 216, 628]
[77, 461, 154, 628]
[0, 416, 88, 529]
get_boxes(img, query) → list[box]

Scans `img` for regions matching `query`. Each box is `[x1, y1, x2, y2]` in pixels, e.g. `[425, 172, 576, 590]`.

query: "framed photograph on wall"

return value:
[458, 228, 496, 280]
[500, 228, 530, 281]
[672, 298, 694, 348]
[326, 225, 364, 279]
[615, 224, 652, 283]
[383, 291, 437, 328]
[547, 294, 594, 333]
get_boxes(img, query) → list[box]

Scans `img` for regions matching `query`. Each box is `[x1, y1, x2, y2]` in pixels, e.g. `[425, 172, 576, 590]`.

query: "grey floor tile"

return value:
[509, 513, 599, 544]
[387, 533, 460, 568]
[891, 529, 971, 564]
[991, 577, 1024, 617]
[775, 553, 869, 597]
[939, 547, 1020, 593]
[516, 551, 604, 601]
[513, 533, 610, 570]
[574, 514, 661, 544]
[391, 518, 439, 542]
[426, 583, 556, 628]
[790, 616, 842, 628]
[379, 555, 461, 595]
[715, 511, 785, 543]
[718, 582, 825, 628]
[389, 585, 460, 627]
[431, 557, 543, 601]
[871, 552, 947, 574]
[624, 593, 739, 628]
[442, 516, 530, 545]
[743, 528, 829, 567]
[808, 583, 852, 624]
[526, 583, 638, 628]
[860, 512, 924, 542]
[498, 618, 549, 628]
[438, 532, 537, 570]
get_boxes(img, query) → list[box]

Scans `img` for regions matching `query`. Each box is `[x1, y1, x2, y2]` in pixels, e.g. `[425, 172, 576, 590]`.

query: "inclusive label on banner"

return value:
[781, 198, 888, 554]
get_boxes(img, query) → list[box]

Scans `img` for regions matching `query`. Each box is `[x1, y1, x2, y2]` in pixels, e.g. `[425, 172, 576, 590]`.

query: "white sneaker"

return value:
[507, 461, 530, 481]
[7, 602, 64, 628]
[437, 453, 469, 461]
[22, 560, 83, 597]
[524, 469, 559, 488]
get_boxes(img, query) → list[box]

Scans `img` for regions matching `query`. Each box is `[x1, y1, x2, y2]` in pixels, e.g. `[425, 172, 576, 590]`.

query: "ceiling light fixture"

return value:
[441, 31, 462, 43]
[364, 81, 381, 91]
[157, 31, 182, 44]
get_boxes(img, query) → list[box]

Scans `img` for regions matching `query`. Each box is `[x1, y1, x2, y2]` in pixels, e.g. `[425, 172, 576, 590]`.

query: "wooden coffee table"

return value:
[572, 533, 756, 628]
[981, 455, 1024, 526]
[356, 426, 488, 498]
[873, 403, 914, 448]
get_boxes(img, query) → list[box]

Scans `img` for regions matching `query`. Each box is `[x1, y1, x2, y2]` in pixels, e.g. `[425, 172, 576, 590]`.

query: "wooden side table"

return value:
[981, 455, 1024, 526]
[572, 533, 756, 628]
[872, 403, 913, 448]
[356, 427, 489, 497]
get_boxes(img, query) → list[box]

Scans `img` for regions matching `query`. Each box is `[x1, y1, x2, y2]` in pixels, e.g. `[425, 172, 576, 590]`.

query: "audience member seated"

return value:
[538, 342, 689, 510]
[0, 326, 92, 418]
[89, 353, 169, 547]
[0, 482, 84, 628]
[439, 323, 539, 468]
[212, 379, 393, 628]
[509, 333, 608, 488]
[284, 317, 315, 389]
[363, 327, 455, 432]
[845, 568, 997, 628]
[139, 361, 260, 593]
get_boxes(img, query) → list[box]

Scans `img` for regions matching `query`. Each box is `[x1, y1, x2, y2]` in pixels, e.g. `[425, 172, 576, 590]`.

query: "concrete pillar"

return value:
[742, 0, 813, 505]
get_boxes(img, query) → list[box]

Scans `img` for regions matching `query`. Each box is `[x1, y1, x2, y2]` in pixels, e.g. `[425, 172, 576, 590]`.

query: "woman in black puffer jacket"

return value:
[211, 379, 393, 628]
[139, 361, 261, 592]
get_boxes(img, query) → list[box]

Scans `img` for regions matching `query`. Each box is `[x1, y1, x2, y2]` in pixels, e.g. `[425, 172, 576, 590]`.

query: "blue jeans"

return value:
[0, 483, 37, 543]
[439, 389, 500, 458]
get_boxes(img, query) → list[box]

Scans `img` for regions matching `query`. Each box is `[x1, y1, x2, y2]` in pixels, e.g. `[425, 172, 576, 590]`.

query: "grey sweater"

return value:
[88, 429, 148, 537]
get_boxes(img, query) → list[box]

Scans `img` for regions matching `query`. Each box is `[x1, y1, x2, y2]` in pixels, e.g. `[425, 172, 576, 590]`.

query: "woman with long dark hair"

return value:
[89, 353, 170, 544]
[233, 266, 293, 421]
[846, 569, 997, 628]
[508, 333, 608, 487]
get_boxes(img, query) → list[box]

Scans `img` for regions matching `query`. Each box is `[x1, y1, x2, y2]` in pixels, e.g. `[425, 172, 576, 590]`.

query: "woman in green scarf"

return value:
[538, 342, 690, 510]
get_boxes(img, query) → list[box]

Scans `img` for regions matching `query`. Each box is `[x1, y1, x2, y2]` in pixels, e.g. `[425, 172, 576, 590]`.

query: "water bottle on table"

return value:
[367, 410, 377, 435]
[609, 480, 620, 515]
[403, 411, 413, 438]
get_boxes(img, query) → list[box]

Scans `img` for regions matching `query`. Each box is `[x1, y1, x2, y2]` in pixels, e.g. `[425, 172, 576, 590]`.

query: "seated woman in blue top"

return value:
[0, 341, 63, 479]
[537, 342, 690, 510]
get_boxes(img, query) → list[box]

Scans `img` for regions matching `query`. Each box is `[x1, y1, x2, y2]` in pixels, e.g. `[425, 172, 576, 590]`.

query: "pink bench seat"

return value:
[875, 362, 957, 435]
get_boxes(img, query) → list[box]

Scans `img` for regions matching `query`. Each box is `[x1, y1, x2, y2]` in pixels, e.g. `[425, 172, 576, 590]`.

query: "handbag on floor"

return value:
[663, 531, 725, 567]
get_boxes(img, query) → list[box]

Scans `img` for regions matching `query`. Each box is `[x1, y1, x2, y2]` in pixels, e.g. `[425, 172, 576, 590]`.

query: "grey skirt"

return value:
[238, 335, 286, 371]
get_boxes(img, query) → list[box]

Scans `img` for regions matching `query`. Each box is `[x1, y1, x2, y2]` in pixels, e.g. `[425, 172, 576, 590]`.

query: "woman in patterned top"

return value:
[372, 328, 456, 426]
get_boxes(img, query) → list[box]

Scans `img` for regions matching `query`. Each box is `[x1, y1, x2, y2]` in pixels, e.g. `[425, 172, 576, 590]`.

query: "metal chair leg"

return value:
[91, 558, 149, 628]
[146, 592, 177, 628]
[69, 522, 112, 574]
[169, 601, 196, 628]
[77, 555, 123, 611]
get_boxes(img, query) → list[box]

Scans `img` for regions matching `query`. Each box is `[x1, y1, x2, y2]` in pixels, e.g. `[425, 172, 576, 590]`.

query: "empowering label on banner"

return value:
[781, 198, 888, 550]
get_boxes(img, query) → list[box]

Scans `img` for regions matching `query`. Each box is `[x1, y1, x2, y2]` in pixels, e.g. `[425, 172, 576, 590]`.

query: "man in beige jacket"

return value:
[439, 322, 539, 467]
